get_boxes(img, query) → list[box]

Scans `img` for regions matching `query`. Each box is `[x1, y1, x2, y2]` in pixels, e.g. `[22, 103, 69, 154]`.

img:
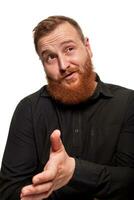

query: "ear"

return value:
[84, 37, 93, 58]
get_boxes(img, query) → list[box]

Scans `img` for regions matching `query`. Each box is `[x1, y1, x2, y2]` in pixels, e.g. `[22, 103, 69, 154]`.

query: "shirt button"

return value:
[74, 129, 79, 133]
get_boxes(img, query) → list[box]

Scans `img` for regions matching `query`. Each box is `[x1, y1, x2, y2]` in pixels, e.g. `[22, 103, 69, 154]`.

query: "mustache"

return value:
[60, 68, 80, 80]
[47, 64, 85, 83]
[47, 67, 80, 83]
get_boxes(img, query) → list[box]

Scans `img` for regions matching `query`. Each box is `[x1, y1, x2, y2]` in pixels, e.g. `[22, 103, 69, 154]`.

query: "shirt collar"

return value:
[40, 85, 50, 97]
[94, 74, 113, 99]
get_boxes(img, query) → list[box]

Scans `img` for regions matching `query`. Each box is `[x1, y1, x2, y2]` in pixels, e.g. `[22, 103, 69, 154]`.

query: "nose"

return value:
[58, 55, 70, 72]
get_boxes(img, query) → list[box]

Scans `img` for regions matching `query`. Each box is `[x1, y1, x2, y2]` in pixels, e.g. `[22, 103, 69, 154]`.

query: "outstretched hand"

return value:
[20, 130, 75, 200]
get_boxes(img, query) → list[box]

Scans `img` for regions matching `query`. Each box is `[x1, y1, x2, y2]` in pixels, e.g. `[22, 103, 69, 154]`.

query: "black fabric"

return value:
[0, 77, 134, 200]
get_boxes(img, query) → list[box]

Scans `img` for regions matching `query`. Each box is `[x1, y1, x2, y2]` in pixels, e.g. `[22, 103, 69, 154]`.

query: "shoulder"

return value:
[103, 82, 134, 111]
[97, 74, 134, 100]
[104, 82, 134, 98]
[14, 86, 49, 112]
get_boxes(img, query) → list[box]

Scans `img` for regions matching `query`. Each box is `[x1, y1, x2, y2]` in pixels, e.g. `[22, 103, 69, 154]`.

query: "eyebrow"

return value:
[60, 39, 75, 46]
[41, 49, 52, 57]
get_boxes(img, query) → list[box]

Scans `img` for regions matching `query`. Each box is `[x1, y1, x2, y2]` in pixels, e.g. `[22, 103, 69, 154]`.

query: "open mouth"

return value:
[64, 71, 77, 80]
[63, 70, 79, 80]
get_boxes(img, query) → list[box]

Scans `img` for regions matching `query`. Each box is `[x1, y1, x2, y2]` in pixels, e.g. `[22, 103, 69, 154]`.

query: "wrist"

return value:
[66, 157, 75, 183]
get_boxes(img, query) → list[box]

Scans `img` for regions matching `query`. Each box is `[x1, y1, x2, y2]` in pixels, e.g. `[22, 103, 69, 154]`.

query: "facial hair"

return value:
[46, 55, 96, 105]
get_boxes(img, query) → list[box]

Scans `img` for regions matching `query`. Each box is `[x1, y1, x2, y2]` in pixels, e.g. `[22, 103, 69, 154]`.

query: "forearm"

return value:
[0, 176, 30, 200]
[68, 158, 134, 199]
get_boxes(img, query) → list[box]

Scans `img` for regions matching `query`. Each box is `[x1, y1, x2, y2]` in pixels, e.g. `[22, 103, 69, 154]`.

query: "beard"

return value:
[46, 55, 96, 105]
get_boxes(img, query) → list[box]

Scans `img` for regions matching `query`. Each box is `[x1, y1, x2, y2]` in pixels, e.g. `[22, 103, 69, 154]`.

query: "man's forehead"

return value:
[52, 22, 78, 34]
[38, 23, 79, 44]
[37, 31, 79, 54]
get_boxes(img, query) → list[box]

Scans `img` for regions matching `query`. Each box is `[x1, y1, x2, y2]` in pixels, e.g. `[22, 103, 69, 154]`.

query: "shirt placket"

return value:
[72, 110, 82, 157]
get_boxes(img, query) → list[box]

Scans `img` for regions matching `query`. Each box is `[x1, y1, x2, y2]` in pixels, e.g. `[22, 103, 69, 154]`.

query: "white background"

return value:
[0, 0, 134, 165]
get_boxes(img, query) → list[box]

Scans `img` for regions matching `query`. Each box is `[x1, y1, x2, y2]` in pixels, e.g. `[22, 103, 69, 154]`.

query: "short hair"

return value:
[33, 15, 85, 53]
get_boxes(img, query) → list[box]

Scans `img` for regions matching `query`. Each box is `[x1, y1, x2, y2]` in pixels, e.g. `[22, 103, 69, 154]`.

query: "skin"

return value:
[20, 22, 95, 200]
[38, 22, 93, 88]
[21, 130, 75, 200]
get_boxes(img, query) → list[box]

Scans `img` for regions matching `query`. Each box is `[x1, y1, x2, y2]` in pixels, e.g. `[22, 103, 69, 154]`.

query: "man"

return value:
[0, 15, 134, 200]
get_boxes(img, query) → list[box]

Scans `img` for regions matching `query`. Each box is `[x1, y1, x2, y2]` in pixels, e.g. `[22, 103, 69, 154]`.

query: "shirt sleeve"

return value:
[68, 92, 134, 200]
[0, 97, 38, 199]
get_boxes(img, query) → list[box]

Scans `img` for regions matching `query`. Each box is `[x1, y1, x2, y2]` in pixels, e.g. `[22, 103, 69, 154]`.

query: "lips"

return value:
[64, 71, 75, 78]
[64, 71, 78, 80]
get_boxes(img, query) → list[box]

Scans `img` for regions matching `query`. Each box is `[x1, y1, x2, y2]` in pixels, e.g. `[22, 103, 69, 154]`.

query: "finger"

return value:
[50, 129, 62, 152]
[21, 182, 53, 197]
[32, 165, 57, 185]
[21, 184, 34, 197]
[21, 188, 53, 200]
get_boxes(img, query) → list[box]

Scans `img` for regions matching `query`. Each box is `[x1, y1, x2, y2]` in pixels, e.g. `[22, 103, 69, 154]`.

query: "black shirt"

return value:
[0, 76, 134, 200]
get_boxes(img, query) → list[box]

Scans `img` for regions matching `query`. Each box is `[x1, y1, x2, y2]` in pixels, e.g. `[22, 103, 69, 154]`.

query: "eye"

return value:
[45, 54, 57, 64]
[48, 54, 56, 60]
[65, 46, 75, 54]
[68, 47, 74, 51]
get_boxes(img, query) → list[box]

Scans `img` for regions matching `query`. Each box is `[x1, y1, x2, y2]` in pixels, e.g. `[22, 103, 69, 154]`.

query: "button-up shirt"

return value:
[0, 76, 134, 199]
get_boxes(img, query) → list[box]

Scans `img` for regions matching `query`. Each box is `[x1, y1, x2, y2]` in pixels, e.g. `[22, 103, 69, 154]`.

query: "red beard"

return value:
[47, 56, 96, 105]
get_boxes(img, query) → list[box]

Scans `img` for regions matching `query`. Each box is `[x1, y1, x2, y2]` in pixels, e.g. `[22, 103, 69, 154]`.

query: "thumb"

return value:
[50, 129, 62, 152]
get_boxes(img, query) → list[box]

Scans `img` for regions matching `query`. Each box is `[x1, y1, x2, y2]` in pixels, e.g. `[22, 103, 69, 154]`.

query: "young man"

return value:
[0, 16, 134, 200]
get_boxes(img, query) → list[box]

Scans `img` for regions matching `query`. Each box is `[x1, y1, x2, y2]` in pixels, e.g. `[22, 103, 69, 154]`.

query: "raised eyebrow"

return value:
[60, 40, 76, 46]
[41, 49, 52, 57]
